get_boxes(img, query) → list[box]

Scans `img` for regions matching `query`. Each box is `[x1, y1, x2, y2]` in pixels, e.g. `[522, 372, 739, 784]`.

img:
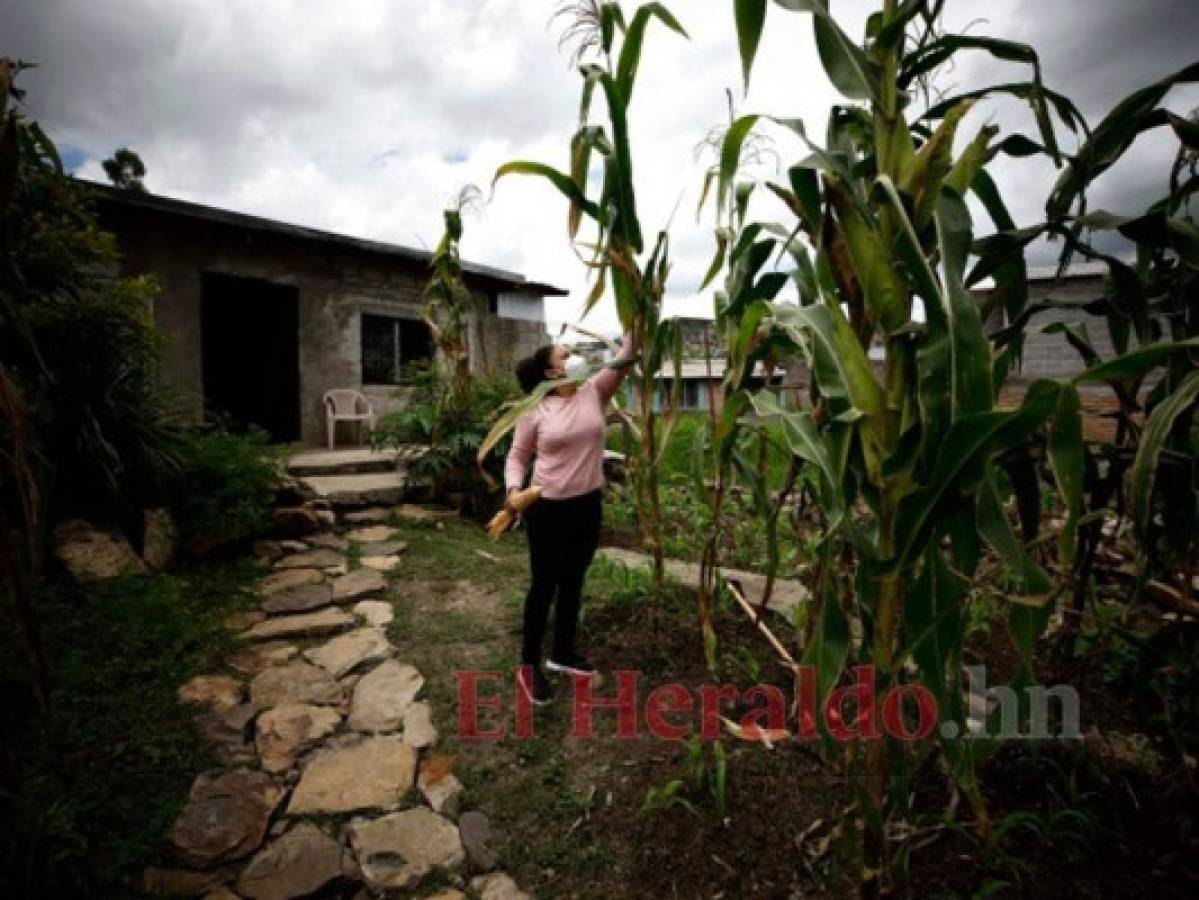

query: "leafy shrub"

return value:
[169, 422, 284, 551]
[372, 364, 521, 513]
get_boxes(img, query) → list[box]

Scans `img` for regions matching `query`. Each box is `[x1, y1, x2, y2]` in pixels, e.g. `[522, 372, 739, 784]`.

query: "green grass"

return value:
[0, 560, 262, 899]
[606, 411, 793, 488]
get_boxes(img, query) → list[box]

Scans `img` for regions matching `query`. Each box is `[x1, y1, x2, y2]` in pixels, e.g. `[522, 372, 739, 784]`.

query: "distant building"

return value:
[91, 183, 566, 445]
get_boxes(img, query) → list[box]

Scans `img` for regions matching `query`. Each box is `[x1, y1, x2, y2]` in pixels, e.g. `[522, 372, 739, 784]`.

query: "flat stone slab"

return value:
[169, 769, 285, 868]
[229, 642, 299, 677]
[343, 507, 391, 524]
[304, 627, 392, 679]
[419, 772, 463, 817]
[348, 808, 464, 892]
[287, 735, 416, 815]
[237, 822, 343, 900]
[273, 549, 346, 570]
[359, 540, 407, 557]
[306, 533, 348, 551]
[240, 607, 355, 642]
[361, 555, 401, 572]
[346, 525, 398, 543]
[256, 703, 343, 774]
[250, 660, 346, 707]
[178, 675, 244, 711]
[595, 547, 810, 620]
[402, 701, 437, 749]
[260, 583, 334, 616]
[258, 568, 324, 596]
[471, 873, 532, 900]
[349, 660, 424, 733]
[331, 567, 387, 603]
[353, 599, 394, 627]
[395, 504, 457, 524]
[299, 472, 407, 507]
[458, 811, 497, 872]
[287, 446, 403, 477]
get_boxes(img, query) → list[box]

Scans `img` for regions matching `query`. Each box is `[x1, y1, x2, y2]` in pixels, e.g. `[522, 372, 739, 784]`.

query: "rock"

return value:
[304, 628, 392, 679]
[278, 539, 309, 553]
[419, 773, 463, 817]
[331, 568, 387, 603]
[1086, 728, 1164, 775]
[258, 568, 323, 596]
[343, 507, 391, 524]
[256, 704, 343, 774]
[142, 508, 177, 570]
[353, 600, 393, 627]
[316, 509, 337, 528]
[425, 892, 466, 900]
[271, 506, 320, 539]
[359, 540, 407, 557]
[307, 533, 348, 551]
[274, 549, 345, 570]
[458, 812, 497, 872]
[260, 583, 334, 616]
[395, 504, 456, 524]
[323, 564, 348, 577]
[250, 661, 346, 707]
[347, 808, 465, 892]
[194, 703, 262, 763]
[225, 610, 266, 631]
[402, 701, 437, 749]
[53, 518, 148, 581]
[169, 770, 285, 868]
[346, 525, 397, 543]
[349, 660, 424, 733]
[287, 735, 416, 815]
[142, 867, 224, 897]
[179, 675, 244, 711]
[470, 873, 531, 900]
[229, 642, 298, 677]
[240, 607, 354, 642]
[253, 540, 284, 562]
[202, 889, 243, 900]
[361, 555, 401, 573]
[236, 822, 342, 900]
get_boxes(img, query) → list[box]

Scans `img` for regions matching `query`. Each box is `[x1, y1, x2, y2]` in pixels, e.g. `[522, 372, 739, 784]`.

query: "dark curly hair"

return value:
[515, 345, 555, 394]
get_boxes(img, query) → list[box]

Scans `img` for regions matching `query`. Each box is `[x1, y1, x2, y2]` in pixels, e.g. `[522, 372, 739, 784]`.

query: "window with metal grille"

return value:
[361, 314, 433, 385]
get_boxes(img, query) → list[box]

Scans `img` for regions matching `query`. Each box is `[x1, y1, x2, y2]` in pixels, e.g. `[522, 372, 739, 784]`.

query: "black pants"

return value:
[521, 488, 602, 665]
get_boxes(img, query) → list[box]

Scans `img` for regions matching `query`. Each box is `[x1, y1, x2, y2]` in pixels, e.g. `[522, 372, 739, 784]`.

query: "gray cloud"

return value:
[2, 0, 1196, 332]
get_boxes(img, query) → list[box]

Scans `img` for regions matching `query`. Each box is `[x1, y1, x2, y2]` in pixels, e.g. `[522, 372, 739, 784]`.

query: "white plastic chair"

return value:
[324, 389, 376, 449]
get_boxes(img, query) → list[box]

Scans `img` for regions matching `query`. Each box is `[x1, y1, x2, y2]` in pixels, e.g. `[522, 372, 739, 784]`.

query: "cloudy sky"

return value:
[5, 0, 1197, 335]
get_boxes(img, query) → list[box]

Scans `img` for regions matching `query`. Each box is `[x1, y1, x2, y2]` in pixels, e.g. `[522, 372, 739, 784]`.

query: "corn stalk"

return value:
[724, 0, 1104, 890]
[491, 1, 687, 591]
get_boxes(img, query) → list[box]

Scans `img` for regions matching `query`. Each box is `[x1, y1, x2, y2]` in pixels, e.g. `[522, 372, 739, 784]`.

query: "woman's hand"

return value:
[504, 487, 521, 514]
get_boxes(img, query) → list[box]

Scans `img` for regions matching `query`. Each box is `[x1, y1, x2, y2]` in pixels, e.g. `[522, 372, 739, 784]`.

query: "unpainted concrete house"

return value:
[92, 182, 566, 446]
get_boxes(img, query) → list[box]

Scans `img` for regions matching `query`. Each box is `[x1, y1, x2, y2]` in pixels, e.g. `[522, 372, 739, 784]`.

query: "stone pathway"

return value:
[150, 491, 530, 900]
[594, 547, 810, 620]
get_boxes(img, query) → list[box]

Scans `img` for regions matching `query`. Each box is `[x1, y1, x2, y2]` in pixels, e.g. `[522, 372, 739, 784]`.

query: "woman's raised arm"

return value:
[592, 331, 638, 404]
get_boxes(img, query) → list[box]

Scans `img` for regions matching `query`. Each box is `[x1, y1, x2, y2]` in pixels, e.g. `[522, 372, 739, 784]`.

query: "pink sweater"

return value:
[504, 335, 635, 499]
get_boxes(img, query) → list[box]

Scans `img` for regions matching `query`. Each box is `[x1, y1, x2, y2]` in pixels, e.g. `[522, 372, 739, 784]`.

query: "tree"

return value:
[101, 146, 147, 192]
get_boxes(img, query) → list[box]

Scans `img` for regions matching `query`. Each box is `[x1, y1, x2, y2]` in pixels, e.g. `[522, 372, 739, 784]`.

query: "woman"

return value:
[504, 332, 637, 705]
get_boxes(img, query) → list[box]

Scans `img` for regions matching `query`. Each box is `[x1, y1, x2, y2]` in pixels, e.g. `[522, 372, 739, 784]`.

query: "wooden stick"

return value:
[726, 578, 800, 671]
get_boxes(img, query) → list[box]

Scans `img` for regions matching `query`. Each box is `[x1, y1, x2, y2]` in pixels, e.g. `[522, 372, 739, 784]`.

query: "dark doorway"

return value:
[201, 273, 300, 443]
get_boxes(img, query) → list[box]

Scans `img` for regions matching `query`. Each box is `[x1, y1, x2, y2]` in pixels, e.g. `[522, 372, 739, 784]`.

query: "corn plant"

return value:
[485, 1, 687, 589]
[1033, 68, 1199, 598]
[716, 0, 1126, 889]
[424, 185, 484, 410]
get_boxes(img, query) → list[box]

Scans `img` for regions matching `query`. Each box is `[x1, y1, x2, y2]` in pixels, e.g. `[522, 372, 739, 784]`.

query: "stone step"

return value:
[300, 471, 408, 507]
[594, 547, 810, 621]
[287, 444, 428, 478]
